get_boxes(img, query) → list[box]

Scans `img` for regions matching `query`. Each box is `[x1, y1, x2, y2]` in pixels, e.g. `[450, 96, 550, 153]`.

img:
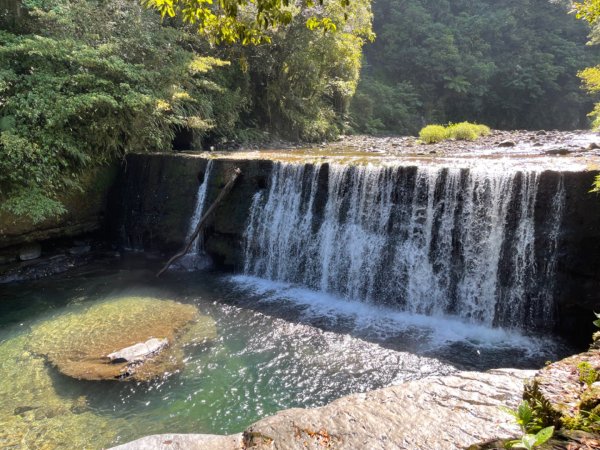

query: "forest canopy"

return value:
[350, 0, 600, 135]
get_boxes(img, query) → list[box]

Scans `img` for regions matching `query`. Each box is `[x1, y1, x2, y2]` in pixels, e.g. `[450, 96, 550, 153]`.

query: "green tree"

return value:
[574, 0, 600, 192]
[144, 0, 346, 44]
[0, 0, 243, 222]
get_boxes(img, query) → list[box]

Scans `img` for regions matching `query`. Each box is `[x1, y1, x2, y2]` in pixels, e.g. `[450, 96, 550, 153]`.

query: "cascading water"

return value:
[243, 162, 565, 331]
[178, 160, 214, 269]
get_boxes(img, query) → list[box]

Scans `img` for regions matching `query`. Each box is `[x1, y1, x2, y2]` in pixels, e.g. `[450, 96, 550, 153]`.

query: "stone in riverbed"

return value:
[19, 242, 41, 261]
[498, 140, 516, 147]
[27, 296, 216, 381]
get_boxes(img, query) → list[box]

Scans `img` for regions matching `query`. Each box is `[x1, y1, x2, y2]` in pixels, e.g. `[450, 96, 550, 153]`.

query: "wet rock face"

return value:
[28, 296, 216, 381]
[112, 369, 533, 450]
[109, 154, 273, 268]
[0, 166, 118, 249]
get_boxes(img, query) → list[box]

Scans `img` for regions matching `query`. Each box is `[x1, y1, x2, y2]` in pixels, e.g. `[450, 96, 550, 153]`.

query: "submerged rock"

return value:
[28, 296, 216, 381]
[0, 335, 122, 449]
[113, 369, 533, 450]
[19, 242, 41, 261]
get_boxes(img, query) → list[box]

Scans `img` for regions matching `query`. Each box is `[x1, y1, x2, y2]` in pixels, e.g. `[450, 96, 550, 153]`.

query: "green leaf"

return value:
[521, 434, 537, 450]
[534, 426, 554, 446]
[517, 401, 533, 427]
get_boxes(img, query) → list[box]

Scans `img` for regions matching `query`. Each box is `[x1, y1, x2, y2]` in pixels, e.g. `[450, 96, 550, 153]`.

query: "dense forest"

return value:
[351, 0, 600, 134]
[1, 0, 600, 222]
[0, 0, 371, 221]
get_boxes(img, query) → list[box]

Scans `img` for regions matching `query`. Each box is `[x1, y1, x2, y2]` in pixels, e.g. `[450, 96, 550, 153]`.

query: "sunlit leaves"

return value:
[143, 0, 349, 44]
[574, 0, 600, 24]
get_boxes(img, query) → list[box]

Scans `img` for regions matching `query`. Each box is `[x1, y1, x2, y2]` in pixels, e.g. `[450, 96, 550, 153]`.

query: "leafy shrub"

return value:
[419, 122, 490, 144]
[446, 122, 479, 141]
[501, 401, 554, 449]
[447, 122, 491, 141]
[419, 125, 448, 143]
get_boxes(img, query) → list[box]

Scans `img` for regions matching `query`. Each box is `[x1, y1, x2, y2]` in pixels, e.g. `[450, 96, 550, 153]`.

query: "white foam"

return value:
[228, 275, 556, 355]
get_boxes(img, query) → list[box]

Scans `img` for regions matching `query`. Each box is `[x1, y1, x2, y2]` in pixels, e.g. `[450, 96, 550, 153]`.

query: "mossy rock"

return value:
[525, 349, 600, 427]
[28, 296, 216, 381]
[467, 430, 600, 449]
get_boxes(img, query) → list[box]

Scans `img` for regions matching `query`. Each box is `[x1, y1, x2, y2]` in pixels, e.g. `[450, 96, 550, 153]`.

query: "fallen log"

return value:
[156, 167, 242, 278]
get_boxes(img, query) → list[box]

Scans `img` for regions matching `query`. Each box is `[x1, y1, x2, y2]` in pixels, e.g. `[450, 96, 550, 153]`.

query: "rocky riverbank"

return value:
[331, 130, 600, 157]
[112, 369, 533, 450]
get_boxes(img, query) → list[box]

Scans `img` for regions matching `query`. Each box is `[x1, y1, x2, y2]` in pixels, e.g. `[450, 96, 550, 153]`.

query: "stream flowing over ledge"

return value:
[108, 134, 600, 345]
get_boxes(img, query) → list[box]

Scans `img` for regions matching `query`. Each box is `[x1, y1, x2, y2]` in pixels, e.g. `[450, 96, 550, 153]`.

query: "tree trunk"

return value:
[156, 167, 242, 278]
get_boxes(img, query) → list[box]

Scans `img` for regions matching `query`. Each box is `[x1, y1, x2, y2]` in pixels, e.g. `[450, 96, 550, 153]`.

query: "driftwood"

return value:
[156, 167, 242, 278]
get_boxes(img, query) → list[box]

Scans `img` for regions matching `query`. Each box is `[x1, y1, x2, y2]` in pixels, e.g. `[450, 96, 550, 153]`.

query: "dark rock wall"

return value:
[108, 154, 273, 267]
[553, 171, 600, 345]
[0, 166, 118, 250]
[107, 154, 600, 345]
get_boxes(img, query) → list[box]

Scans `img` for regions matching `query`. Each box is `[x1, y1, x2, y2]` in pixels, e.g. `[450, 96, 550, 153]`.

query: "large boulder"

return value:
[112, 369, 533, 450]
[28, 296, 216, 381]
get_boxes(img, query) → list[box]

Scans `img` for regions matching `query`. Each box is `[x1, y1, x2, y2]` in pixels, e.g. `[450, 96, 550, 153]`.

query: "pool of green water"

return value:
[0, 257, 574, 449]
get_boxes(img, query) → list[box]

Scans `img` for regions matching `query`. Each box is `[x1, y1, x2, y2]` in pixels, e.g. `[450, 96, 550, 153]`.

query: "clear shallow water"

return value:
[0, 258, 574, 448]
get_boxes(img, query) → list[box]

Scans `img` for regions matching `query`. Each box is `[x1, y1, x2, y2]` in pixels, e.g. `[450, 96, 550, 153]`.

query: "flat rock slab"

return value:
[108, 338, 169, 363]
[111, 434, 243, 450]
[113, 369, 533, 450]
[28, 296, 216, 381]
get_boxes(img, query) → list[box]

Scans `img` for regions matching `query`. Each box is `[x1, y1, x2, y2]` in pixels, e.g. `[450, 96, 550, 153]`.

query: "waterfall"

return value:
[178, 160, 214, 269]
[243, 162, 565, 331]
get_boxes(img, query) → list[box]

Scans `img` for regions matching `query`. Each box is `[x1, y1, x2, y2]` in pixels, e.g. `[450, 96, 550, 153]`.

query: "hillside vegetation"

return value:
[351, 0, 600, 134]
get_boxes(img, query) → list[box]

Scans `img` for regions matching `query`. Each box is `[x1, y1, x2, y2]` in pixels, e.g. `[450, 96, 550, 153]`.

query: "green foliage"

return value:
[501, 401, 554, 450]
[0, 0, 242, 222]
[574, 0, 600, 25]
[349, 77, 422, 134]
[352, 0, 599, 134]
[446, 122, 490, 141]
[594, 312, 600, 328]
[576, 2, 600, 193]
[418, 122, 490, 144]
[419, 125, 448, 144]
[226, 0, 373, 141]
[561, 410, 600, 433]
[142, 0, 359, 45]
[578, 361, 599, 387]
[507, 426, 554, 450]
[501, 401, 544, 434]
